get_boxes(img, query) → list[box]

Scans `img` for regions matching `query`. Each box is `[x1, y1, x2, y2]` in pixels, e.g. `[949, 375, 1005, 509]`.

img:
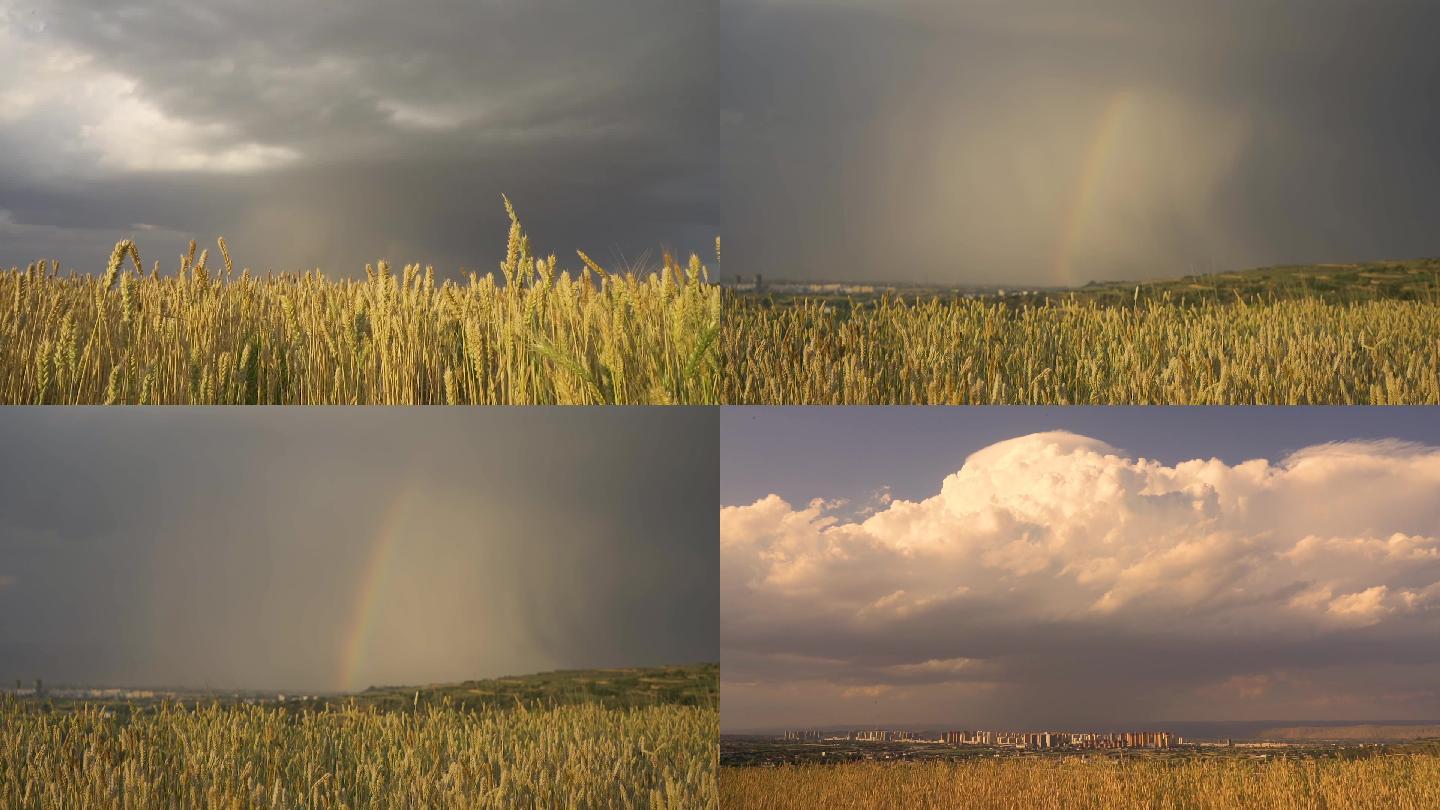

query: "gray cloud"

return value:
[0, 407, 718, 693]
[722, 0, 1440, 285]
[0, 0, 716, 274]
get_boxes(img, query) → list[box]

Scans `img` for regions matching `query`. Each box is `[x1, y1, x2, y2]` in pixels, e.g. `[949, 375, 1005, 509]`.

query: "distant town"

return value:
[781, 728, 1175, 749]
[2, 678, 320, 705]
[720, 724, 1434, 768]
[722, 274, 1049, 299]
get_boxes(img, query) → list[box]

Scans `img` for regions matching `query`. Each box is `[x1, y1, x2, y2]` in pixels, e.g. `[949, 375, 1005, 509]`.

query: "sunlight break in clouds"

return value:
[0, 13, 297, 174]
[722, 431, 1440, 726]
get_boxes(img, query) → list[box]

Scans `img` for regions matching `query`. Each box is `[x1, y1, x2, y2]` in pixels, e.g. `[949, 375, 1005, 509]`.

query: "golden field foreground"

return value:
[722, 295, 1440, 404]
[0, 698, 717, 809]
[720, 754, 1440, 810]
[0, 204, 719, 404]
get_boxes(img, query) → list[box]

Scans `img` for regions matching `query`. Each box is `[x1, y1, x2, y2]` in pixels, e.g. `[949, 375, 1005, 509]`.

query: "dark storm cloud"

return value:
[0, 407, 718, 692]
[0, 0, 716, 274]
[720, 410, 1440, 731]
[722, 0, 1440, 284]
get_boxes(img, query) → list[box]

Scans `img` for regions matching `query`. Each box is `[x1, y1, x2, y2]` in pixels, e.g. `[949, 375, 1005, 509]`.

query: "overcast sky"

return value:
[0, 407, 718, 693]
[723, 0, 1440, 285]
[721, 408, 1440, 731]
[0, 0, 716, 276]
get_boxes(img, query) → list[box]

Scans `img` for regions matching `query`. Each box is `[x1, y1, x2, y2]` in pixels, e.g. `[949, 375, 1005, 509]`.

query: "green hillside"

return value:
[12, 663, 718, 717]
[331, 662, 718, 712]
[1072, 258, 1440, 304]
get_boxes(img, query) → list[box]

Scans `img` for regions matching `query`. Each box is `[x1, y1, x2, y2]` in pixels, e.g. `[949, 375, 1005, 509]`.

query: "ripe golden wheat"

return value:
[720, 756, 1440, 810]
[722, 294, 1440, 404]
[0, 201, 719, 404]
[0, 697, 717, 809]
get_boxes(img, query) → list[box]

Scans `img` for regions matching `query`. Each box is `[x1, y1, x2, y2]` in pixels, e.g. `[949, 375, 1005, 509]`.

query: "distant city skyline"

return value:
[781, 727, 1175, 750]
[721, 408, 1440, 731]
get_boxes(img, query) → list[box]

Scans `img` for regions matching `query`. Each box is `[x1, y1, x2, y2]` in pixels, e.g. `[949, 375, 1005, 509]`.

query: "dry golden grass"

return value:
[721, 755, 1440, 809]
[722, 294, 1440, 404]
[0, 697, 717, 809]
[0, 201, 719, 404]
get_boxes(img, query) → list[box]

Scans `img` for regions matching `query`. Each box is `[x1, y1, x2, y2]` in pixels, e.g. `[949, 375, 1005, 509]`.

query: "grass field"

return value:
[0, 201, 720, 404]
[722, 286, 1440, 404]
[1, 666, 718, 809]
[720, 752, 1440, 809]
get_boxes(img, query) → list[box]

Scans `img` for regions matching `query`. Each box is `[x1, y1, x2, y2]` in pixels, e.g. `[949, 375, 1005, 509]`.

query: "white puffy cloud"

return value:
[722, 432, 1440, 727]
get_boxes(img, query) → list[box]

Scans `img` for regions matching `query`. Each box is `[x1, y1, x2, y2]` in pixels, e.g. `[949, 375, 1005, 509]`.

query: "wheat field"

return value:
[722, 295, 1440, 404]
[0, 697, 717, 809]
[720, 755, 1440, 810]
[0, 201, 719, 405]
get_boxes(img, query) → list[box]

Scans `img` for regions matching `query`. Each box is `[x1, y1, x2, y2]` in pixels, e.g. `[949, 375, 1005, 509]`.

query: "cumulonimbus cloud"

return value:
[722, 432, 1440, 722]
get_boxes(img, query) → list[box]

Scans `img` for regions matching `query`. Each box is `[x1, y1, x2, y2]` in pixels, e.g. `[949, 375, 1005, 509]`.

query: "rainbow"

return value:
[1051, 92, 1134, 287]
[337, 485, 417, 693]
